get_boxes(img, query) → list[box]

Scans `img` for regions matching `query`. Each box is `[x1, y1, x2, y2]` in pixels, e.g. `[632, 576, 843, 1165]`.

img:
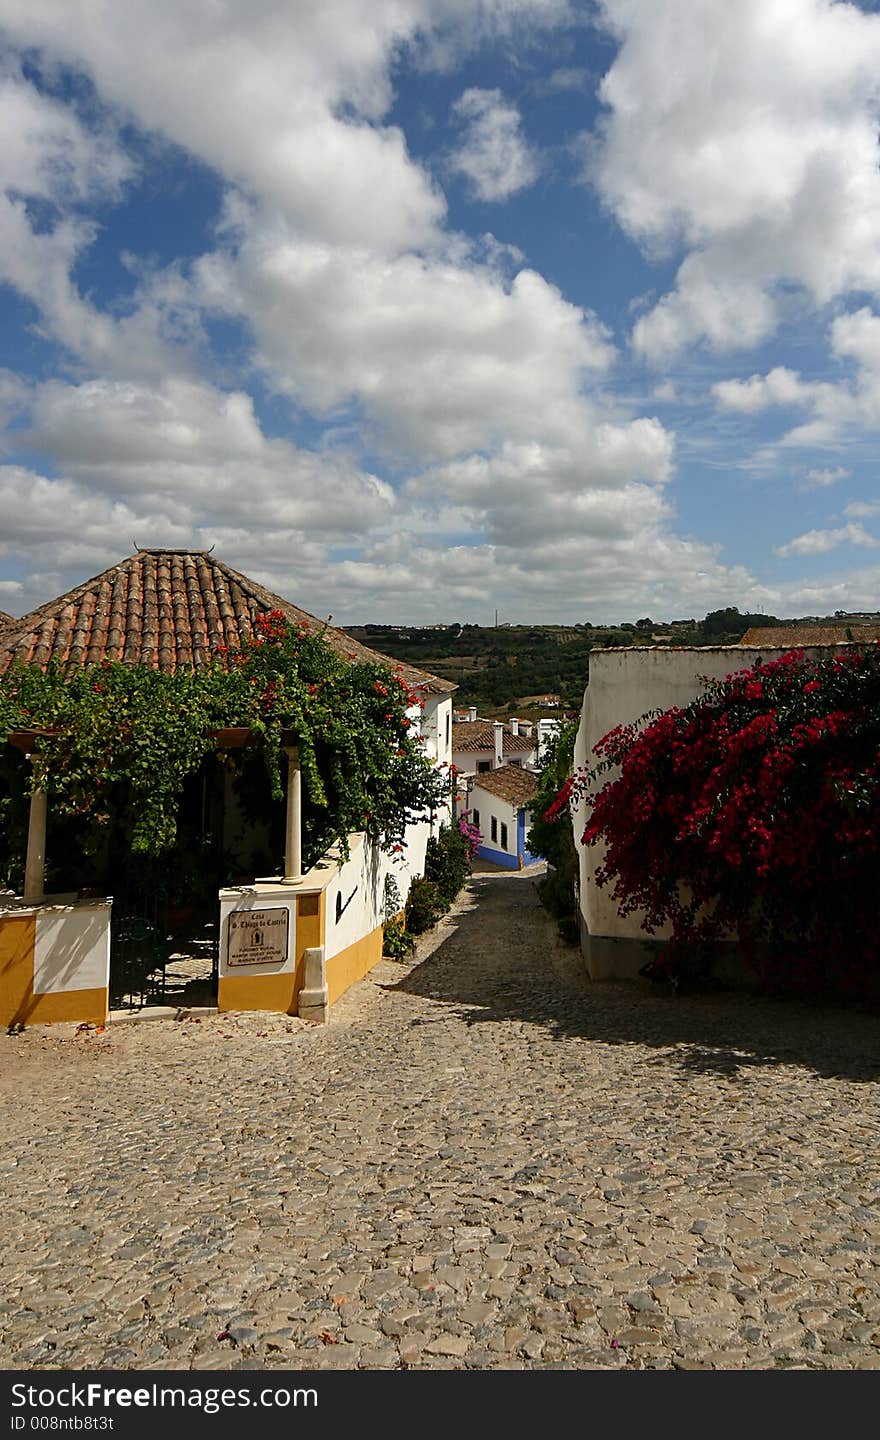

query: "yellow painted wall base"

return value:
[0, 914, 36, 1028]
[218, 966, 302, 1014]
[1, 914, 108, 1027]
[327, 924, 384, 1006]
[28, 987, 108, 1025]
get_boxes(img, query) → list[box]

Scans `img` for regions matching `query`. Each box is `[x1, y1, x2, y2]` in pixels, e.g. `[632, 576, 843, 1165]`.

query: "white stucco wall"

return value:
[470, 784, 522, 859]
[33, 900, 111, 994]
[218, 810, 432, 976]
[324, 836, 381, 961]
[574, 644, 862, 958]
[453, 739, 536, 776]
[420, 694, 453, 766]
[324, 815, 431, 960]
[452, 743, 492, 776]
[411, 693, 453, 834]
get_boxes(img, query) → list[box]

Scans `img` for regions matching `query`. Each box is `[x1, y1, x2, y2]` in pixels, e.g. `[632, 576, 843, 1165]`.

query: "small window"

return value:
[477, 760, 491, 773]
[446, 711, 450, 746]
[472, 808, 480, 829]
[500, 822, 508, 850]
[491, 816, 498, 843]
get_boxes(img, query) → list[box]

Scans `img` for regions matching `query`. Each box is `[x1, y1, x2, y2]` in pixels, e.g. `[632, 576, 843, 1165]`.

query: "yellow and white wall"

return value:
[2, 696, 455, 1028]
[0, 897, 110, 1027]
[218, 814, 433, 1017]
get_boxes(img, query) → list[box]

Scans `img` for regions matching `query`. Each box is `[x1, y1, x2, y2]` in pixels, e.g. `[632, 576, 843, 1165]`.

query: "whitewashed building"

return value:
[452, 716, 537, 776]
[470, 765, 539, 870]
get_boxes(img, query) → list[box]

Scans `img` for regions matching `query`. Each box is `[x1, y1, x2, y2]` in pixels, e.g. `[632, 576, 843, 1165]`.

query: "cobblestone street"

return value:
[1, 865, 879, 1371]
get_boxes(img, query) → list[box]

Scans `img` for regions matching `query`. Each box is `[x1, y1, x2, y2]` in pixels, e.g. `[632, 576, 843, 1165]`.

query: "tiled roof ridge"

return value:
[452, 720, 534, 752]
[472, 763, 538, 806]
[739, 624, 880, 647]
[0, 550, 456, 694]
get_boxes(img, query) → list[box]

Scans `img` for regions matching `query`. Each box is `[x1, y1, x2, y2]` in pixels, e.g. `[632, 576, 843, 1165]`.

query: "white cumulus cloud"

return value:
[194, 206, 616, 461]
[775, 522, 878, 558]
[0, 2, 572, 256]
[449, 88, 541, 201]
[25, 376, 396, 538]
[588, 0, 880, 360]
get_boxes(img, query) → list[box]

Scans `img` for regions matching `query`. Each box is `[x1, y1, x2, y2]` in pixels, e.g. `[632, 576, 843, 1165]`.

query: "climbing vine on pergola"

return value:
[0, 612, 448, 879]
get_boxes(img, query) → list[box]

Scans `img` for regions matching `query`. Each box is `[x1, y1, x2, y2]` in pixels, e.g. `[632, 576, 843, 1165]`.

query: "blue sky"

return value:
[1, 0, 880, 624]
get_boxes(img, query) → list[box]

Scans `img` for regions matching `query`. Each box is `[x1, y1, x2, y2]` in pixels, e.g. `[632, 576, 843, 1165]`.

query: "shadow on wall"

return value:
[1, 906, 107, 1029]
[382, 872, 880, 1086]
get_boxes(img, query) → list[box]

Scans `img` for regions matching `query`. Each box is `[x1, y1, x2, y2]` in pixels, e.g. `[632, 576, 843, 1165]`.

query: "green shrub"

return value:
[424, 823, 471, 906]
[382, 917, 415, 959]
[556, 912, 580, 946]
[405, 876, 445, 934]
[394, 826, 473, 945]
[528, 720, 579, 930]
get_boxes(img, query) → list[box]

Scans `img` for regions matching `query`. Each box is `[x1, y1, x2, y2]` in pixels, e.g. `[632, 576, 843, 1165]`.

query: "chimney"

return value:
[520, 720, 532, 738]
[493, 721, 504, 768]
[509, 717, 519, 736]
[468, 706, 477, 722]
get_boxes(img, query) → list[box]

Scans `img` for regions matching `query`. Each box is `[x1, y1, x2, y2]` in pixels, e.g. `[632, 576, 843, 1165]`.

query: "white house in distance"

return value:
[452, 715, 537, 775]
[469, 765, 539, 870]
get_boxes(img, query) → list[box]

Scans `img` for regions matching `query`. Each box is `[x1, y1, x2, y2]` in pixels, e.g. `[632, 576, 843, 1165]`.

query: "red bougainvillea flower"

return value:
[547, 646, 880, 995]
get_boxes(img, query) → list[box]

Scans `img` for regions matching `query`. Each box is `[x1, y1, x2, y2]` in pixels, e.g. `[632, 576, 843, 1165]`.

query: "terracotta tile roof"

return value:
[452, 720, 535, 754]
[0, 610, 13, 631]
[0, 550, 456, 693]
[471, 764, 538, 808]
[740, 625, 880, 647]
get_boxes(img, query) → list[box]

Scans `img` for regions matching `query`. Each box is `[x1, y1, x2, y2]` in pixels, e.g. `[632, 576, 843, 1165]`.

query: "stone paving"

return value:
[0, 864, 879, 1371]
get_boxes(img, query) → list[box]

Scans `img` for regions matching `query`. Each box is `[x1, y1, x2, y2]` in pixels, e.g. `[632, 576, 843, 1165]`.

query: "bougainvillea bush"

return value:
[0, 612, 447, 882]
[554, 646, 880, 994]
[456, 809, 483, 862]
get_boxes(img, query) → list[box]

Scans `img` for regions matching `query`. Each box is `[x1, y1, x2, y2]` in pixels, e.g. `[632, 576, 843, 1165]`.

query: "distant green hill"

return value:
[344, 607, 789, 715]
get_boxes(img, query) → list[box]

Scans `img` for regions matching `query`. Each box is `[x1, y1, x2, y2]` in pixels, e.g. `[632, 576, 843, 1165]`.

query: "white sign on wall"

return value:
[227, 908, 290, 968]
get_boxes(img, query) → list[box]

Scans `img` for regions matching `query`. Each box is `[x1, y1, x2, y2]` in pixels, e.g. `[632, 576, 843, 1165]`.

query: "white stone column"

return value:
[282, 745, 302, 884]
[23, 764, 47, 905]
